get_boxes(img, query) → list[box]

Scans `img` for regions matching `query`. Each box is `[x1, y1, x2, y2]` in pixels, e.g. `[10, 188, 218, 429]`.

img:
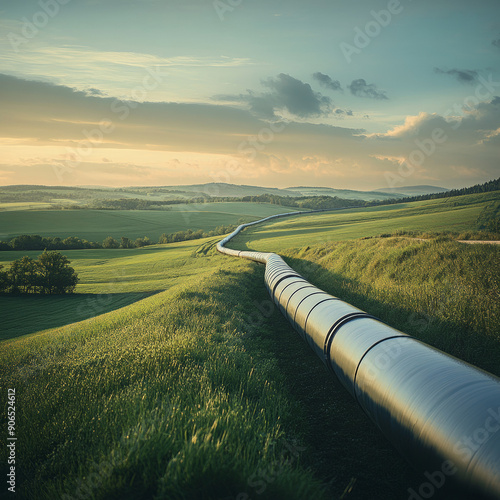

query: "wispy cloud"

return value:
[312, 72, 342, 92]
[348, 79, 388, 100]
[434, 67, 479, 84]
[0, 44, 251, 70]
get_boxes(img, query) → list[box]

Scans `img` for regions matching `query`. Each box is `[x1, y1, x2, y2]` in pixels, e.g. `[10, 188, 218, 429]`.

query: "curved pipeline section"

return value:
[217, 212, 500, 499]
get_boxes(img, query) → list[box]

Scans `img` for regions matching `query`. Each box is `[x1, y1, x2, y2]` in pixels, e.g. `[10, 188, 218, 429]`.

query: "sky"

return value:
[0, 0, 499, 190]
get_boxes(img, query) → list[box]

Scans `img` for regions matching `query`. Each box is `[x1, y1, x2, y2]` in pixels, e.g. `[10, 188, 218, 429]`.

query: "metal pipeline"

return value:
[217, 212, 500, 499]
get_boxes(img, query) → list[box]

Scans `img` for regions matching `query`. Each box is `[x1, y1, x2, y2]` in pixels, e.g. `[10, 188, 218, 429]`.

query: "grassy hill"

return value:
[373, 184, 449, 197]
[0, 190, 498, 499]
[229, 191, 500, 252]
[0, 202, 299, 242]
[0, 240, 219, 340]
[0, 183, 404, 210]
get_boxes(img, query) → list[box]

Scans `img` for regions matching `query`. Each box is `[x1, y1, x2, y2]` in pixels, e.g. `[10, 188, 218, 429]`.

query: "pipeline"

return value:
[217, 212, 500, 499]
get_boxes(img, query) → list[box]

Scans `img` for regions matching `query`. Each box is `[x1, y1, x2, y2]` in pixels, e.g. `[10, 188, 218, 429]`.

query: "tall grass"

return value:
[282, 237, 500, 376]
[231, 191, 500, 252]
[0, 257, 326, 500]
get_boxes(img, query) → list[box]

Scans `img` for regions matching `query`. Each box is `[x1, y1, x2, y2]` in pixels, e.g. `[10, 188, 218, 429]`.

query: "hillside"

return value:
[229, 191, 500, 252]
[0, 202, 299, 242]
[374, 185, 449, 196]
[0, 183, 403, 209]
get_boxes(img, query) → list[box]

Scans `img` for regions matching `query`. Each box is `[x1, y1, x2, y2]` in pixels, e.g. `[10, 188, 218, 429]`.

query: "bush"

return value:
[102, 236, 120, 249]
[37, 250, 79, 294]
[1, 251, 78, 295]
[134, 236, 152, 247]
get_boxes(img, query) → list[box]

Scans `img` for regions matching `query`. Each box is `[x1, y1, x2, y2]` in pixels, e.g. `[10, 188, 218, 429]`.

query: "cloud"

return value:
[434, 67, 479, 84]
[335, 108, 353, 117]
[1, 74, 499, 190]
[85, 88, 106, 96]
[1, 45, 252, 70]
[364, 98, 500, 186]
[213, 73, 333, 119]
[348, 79, 388, 100]
[312, 72, 342, 92]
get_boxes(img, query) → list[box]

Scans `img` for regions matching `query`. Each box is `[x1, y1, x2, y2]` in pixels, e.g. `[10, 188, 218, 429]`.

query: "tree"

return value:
[102, 236, 120, 249]
[120, 236, 135, 249]
[134, 236, 151, 247]
[0, 265, 10, 293]
[8, 256, 39, 293]
[62, 236, 85, 249]
[10, 234, 44, 251]
[37, 250, 79, 294]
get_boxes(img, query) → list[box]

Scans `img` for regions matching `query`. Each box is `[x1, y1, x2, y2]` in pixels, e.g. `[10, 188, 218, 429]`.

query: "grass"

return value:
[0, 202, 298, 242]
[0, 250, 329, 500]
[229, 191, 500, 252]
[0, 202, 55, 210]
[281, 237, 500, 377]
[0, 239, 224, 340]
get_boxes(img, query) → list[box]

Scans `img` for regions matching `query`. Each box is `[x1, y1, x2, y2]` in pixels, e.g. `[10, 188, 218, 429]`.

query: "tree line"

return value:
[0, 225, 238, 251]
[0, 234, 154, 251]
[382, 177, 500, 206]
[0, 251, 78, 295]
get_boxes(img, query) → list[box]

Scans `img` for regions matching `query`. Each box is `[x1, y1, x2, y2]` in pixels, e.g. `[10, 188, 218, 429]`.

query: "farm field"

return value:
[0, 202, 299, 242]
[0, 192, 499, 499]
[229, 191, 499, 252]
[0, 239, 221, 340]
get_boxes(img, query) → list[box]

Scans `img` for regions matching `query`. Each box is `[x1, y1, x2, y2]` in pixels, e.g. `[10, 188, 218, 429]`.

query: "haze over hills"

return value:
[0, 183, 450, 206]
[374, 185, 449, 197]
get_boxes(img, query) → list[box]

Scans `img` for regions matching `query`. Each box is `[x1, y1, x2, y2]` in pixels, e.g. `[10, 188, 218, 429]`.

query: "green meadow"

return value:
[0, 240, 222, 340]
[229, 191, 499, 252]
[0, 192, 499, 499]
[0, 202, 298, 242]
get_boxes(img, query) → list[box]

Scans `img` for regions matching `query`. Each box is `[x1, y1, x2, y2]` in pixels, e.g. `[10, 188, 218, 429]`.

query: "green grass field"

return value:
[0, 202, 298, 242]
[0, 240, 223, 340]
[0, 192, 499, 499]
[229, 192, 499, 252]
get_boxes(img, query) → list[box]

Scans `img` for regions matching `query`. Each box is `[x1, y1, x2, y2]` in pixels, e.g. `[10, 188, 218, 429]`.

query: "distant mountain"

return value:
[374, 185, 449, 197]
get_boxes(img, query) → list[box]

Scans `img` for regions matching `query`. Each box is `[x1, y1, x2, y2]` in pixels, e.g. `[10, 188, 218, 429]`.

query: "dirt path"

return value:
[457, 239, 500, 244]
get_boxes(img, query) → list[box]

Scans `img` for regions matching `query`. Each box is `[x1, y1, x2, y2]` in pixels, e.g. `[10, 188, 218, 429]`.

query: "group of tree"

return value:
[158, 224, 237, 244]
[382, 177, 500, 206]
[0, 251, 78, 295]
[0, 235, 154, 251]
[82, 199, 176, 210]
[0, 227, 237, 251]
